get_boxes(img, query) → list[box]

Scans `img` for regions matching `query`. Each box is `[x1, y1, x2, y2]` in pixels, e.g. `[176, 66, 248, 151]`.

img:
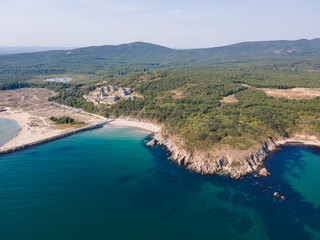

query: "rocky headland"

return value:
[146, 130, 320, 178]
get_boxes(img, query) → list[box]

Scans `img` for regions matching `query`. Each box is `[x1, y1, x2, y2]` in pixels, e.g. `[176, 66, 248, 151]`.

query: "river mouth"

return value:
[0, 127, 319, 240]
[0, 118, 20, 147]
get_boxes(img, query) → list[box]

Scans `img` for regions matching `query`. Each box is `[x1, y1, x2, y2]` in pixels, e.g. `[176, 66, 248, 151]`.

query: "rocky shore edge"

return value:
[145, 131, 320, 179]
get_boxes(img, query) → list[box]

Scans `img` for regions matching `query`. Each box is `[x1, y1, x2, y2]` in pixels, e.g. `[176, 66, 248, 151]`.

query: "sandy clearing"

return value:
[261, 87, 320, 100]
[171, 90, 184, 99]
[220, 94, 239, 103]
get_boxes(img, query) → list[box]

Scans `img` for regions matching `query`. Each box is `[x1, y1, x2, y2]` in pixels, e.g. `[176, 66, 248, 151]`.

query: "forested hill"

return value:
[1, 38, 320, 67]
[1, 38, 320, 88]
[199, 38, 320, 57]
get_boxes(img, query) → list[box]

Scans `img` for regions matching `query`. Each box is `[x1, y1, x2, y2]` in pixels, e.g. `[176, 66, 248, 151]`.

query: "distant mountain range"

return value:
[0, 38, 319, 74]
[0, 46, 72, 55]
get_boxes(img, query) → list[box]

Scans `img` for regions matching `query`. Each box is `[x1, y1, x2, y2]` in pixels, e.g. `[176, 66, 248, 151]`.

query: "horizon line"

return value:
[0, 37, 319, 52]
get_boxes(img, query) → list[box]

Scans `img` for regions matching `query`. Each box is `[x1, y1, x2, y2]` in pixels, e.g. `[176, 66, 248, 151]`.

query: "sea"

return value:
[0, 118, 20, 147]
[0, 126, 319, 240]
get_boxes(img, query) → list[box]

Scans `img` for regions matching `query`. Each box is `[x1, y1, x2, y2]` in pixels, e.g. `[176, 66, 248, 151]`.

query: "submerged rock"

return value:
[274, 192, 286, 202]
[145, 139, 157, 147]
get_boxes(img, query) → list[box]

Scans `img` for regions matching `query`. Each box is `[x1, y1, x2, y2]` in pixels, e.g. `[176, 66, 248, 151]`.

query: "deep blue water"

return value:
[0, 118, 20, 147]
[0, 126, 319, 240]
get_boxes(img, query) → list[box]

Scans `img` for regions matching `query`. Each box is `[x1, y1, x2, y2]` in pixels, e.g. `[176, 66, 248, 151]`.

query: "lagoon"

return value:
[0, 118, 20, 147]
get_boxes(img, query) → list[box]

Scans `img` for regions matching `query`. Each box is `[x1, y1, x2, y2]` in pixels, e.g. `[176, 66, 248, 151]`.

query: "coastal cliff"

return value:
[146, 131, 282, 178]
[147, 131, 320, 178]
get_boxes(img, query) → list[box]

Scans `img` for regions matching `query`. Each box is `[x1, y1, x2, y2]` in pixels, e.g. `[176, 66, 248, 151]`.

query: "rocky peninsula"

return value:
[145, 130, 320, 178]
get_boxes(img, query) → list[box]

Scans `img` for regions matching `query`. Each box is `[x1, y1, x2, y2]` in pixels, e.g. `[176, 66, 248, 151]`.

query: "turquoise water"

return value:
[0, 118, 20, 147]
[0, 126, 319, 240]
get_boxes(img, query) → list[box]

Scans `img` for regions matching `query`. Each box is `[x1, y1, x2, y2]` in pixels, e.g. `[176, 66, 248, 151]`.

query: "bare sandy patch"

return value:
[241, 83, 251, 88]
[261, 88, 320, 100]
[220, 94, 239, 103]
[171, 90, 184, 99]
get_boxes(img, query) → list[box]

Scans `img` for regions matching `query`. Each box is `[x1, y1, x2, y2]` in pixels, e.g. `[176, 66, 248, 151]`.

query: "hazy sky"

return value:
[0, 0, 319, 48]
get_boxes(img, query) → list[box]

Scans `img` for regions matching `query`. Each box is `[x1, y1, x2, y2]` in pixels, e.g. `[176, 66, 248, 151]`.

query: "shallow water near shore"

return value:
[0, 127, 319, 240]
[0, 118, 20, 147]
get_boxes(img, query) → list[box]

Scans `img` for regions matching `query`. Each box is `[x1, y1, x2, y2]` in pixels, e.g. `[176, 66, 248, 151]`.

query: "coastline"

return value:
[148, 132, 320, 178]
[1, 105, 319, 178]
[0, 111, 61, 150]
[0, 121, 108, 155]
[0, 110, 99, 151]
[0, 88, 107, 152]
[108, 118, 161, 133]
[276, 139, 320, 147]
[0, 113, 161, 154]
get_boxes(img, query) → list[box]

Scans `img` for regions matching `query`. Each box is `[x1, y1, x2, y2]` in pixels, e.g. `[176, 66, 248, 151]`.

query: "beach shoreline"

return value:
[107, 118, 161, 133]
[0, 111, 102, 151]
[0, 88, 110, 152]
[2, 111, 320, 178]
[275, 139, 320, 147]
[0, 110, 62, 150]
[1, 87, 319, 178]
[0, 112, 161, 152]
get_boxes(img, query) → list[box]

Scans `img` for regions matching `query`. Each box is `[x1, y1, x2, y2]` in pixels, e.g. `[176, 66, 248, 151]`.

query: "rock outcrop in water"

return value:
[149, 132, 279, 178]
[145, 139, 158, 147]
[259, 168, 271, 176]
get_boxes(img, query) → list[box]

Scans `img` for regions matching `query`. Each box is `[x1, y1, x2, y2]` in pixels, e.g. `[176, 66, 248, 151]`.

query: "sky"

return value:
[0, 0, 319, 49]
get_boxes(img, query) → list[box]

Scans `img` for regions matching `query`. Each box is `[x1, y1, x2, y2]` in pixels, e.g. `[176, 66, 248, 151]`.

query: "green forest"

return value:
[1, 40, 320, 151]
[50, 69, 320, 151]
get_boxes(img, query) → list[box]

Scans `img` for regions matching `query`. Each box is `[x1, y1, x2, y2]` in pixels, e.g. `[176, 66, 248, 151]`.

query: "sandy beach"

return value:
[0, 114, 161, 152]
[276, 139, 320, 147]
[0, 111, 63, 150]
[108, 118, 161, 133]
[0, 88, 162, 152]
[0, 88, 106, 151]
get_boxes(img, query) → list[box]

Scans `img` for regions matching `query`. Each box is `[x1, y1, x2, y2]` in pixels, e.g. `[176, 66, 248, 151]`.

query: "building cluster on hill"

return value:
[89, 85, 137, 105]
